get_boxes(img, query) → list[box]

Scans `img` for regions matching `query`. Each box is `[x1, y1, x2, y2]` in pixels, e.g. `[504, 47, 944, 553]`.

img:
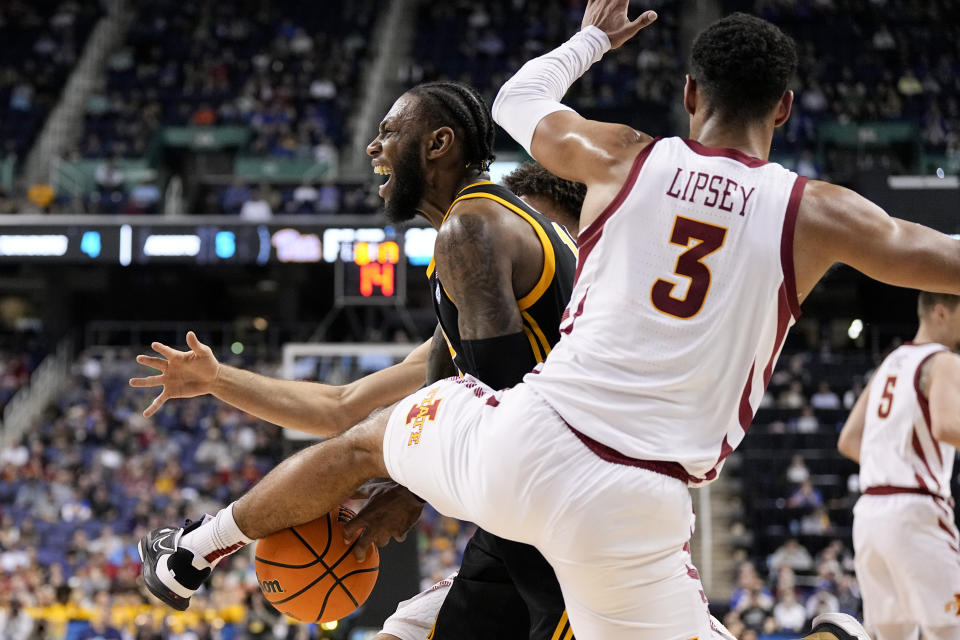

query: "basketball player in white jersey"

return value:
[838, 292, 960, 640]
[137, 1, 960, 637]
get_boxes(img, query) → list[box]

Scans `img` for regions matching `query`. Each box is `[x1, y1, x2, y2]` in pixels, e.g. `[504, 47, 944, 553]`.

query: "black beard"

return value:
[384, 141, 425, 224]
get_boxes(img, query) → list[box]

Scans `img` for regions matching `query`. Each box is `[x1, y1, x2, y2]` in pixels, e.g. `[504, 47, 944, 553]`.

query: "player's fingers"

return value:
[142, 392, 168, 418]
[342, 515, 365, 541]
[627, 10, 657, 33]
[129, 375, 164, 388]
[185, 331, 206, 353]
[352, 535, 372, 562]
[136, 355, 168, 371]
[151, 341, 181, 358]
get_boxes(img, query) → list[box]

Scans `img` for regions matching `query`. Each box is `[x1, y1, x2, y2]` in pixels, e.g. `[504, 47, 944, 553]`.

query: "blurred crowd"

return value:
[0, 333, 48, 414]
[73, 0, 372, 160]
[0, 350, 300, 639]
[3, 0, 960, 213]
[0, 345, 475, 639]
[0, 1, 100, 161]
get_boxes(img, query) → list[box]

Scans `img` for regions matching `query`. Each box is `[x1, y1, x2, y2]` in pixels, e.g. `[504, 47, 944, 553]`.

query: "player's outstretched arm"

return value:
[130, 331, 429, 436]
[795, 181, 960, 302]
[838, 381, 870, 463]
[928, 352, 960, 448]
[492, 0, 655, 218]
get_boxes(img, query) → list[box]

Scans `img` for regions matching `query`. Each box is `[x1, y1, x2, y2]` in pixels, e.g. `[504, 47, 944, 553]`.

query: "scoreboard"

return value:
[0, 216, 437, 304]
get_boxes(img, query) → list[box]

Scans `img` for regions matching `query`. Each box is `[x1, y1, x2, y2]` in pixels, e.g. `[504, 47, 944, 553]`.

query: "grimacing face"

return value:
[367, 95, 428, 223]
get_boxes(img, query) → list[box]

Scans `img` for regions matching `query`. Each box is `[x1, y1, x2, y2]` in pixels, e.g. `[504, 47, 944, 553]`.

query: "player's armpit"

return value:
[928, 352, 960, 448]
[426, 324, 457, 384]
[795, 181, 960, 300]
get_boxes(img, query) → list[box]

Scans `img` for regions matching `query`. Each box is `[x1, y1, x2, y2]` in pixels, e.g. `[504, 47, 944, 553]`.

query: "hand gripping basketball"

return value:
[255, 505, 380, 623]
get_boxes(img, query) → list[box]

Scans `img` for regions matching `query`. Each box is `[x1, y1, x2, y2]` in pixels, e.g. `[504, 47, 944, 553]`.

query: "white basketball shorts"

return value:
[853, 493, 960, 630]
[379, 573, 457, 640]
[379, 572, 736, 640]
[382, 376, 714, 640]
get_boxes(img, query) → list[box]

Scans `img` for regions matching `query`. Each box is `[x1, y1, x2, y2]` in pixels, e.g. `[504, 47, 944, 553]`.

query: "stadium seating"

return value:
[411, 0, 682, 138]
[0, 1, 100, 169]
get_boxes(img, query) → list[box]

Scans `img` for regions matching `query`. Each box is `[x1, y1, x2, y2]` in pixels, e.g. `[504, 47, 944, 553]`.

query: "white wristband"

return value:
[493, 26, 612, 156]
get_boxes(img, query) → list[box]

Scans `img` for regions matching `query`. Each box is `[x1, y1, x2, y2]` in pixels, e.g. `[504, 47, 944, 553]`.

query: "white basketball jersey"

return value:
[525, 136, 806, 484]
[859, 342, 953, 497]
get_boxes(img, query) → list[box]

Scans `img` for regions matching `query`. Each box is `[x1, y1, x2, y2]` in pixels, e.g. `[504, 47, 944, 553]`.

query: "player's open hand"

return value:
[582, 0, 657, 50]
[129, 331, 221, 417]
[342, 482, 424, 562]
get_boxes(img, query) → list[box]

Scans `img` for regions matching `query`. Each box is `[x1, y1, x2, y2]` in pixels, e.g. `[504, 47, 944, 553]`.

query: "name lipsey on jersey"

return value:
[665, 167, 756, 217]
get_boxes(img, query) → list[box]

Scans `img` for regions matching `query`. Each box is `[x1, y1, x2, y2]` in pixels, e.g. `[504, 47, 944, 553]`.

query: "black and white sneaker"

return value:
[138, 519, 211, 611]
[810, 613, 871, 639]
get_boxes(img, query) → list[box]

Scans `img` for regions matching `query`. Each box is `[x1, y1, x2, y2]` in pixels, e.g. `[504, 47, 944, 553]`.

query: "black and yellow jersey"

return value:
[426, 180, 578, 378]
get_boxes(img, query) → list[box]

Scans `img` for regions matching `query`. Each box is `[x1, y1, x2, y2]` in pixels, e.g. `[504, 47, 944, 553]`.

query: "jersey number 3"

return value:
[651, 216, 727, 319]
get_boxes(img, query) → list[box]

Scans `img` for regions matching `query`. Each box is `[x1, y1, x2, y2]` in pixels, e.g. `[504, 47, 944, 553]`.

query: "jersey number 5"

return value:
[877, 375, 897, 418]
[651, 216, 727, 319]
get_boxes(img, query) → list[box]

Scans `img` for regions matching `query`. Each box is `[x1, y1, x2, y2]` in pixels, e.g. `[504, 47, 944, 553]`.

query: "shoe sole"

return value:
[811, 613, 871, 640]
[138, 537, 190, 612]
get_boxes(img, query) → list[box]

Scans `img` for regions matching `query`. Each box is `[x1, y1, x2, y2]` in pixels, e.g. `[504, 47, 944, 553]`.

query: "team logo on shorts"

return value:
[946, 593, 960, 616]
[405, 389, 442, 446]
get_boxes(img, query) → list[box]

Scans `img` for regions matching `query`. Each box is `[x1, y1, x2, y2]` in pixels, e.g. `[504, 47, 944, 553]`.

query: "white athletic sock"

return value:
[179, 503, 254, 570]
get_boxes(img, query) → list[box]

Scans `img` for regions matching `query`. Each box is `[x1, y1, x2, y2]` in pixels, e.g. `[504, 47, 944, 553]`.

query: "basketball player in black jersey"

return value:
[138, 82, 580, 640]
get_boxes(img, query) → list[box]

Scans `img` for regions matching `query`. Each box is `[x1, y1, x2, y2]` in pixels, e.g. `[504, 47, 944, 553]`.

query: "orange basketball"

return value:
[254, 505, 379, 623]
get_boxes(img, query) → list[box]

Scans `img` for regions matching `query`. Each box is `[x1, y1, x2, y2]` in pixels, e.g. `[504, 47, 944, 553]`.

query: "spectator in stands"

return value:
[805, 585, 840, 620]
[722, 611, 745, 639]
[788, 480, 823, 509]
[0, 600, 33, 640]
[729, 562, 773, 611]
[77, 609, 121, 640]
[222, 180, 252, 215]
[810, 381, 841, 409]
[239, 185, 273, 220]
[93, 158, 126, 214]
[313, 135, 339, 174]
[800, 506, 831, 535]
[768, 538, 814, 573]
[793, 405, 820, 432]
[316, 182, 341, 213]
[786, 454, 810, 485]
[191, 103, 217, 127]
[778, 380, 806, 409]
[835, 574, 861, 617]
[842, 378, 865, 410]
[290, 180, 319, 213]
[126, 179, 161, 215]
[773, 588, 807, 634]
[794, 149, 820, 179]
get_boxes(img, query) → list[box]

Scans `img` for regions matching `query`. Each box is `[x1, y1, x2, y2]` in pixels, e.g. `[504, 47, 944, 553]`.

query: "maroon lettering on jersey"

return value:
[666, 168, 683, 199]
[739, 185, 756, 216]
[718, 179, 736, 212]
[704, 175, 723, 207]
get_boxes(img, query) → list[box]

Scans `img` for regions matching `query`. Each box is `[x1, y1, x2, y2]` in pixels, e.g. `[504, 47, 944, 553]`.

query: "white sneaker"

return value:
[810, 613, 871, 640]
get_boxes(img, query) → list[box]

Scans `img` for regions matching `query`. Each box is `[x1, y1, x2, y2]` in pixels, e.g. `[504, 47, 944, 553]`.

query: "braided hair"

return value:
[407, 82, 496, 172]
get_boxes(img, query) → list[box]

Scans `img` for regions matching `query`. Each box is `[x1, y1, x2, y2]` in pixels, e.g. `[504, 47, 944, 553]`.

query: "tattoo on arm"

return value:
[426, 324, 457, 384]
[435, 210, 523, 340]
